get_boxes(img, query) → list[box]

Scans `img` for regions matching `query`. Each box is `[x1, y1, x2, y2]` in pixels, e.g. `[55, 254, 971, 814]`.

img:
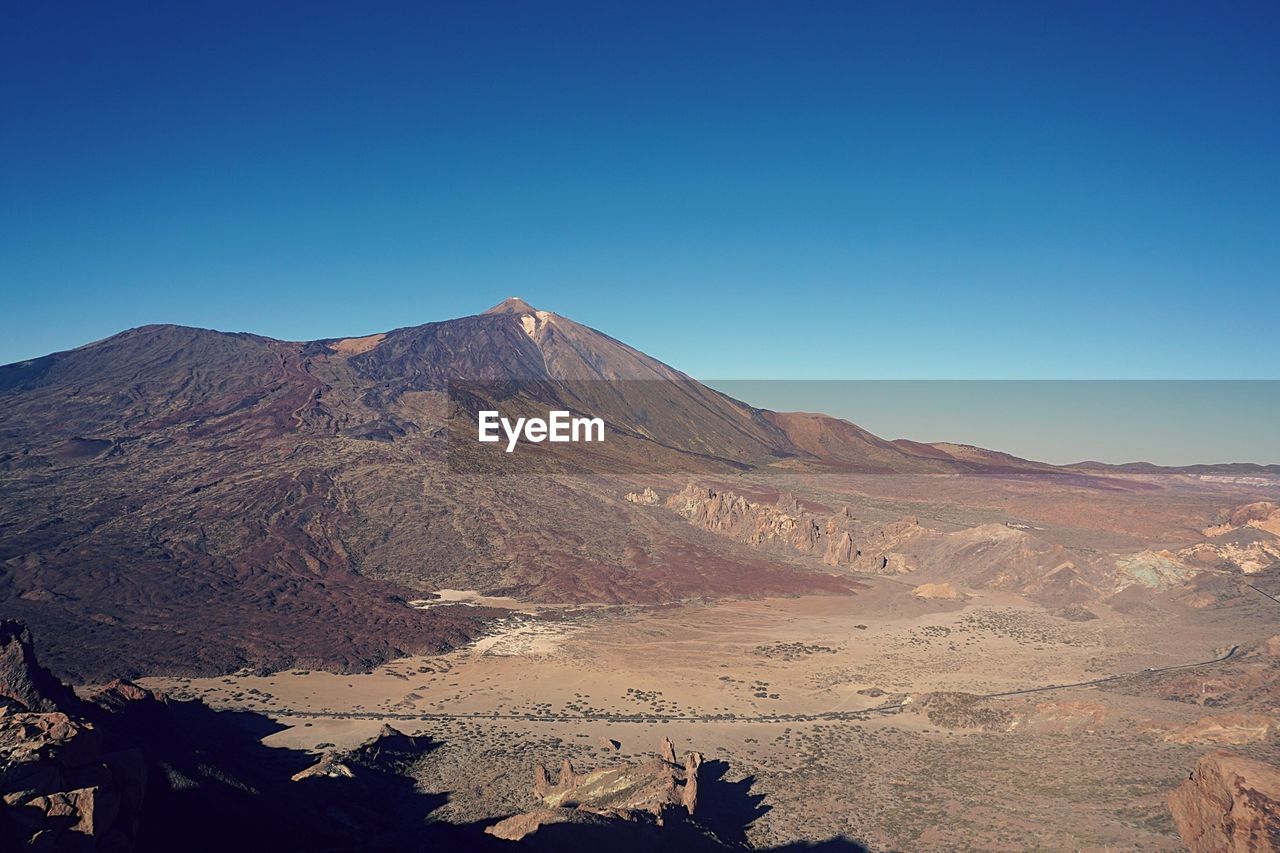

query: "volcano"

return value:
[1, 299, 1089, 680]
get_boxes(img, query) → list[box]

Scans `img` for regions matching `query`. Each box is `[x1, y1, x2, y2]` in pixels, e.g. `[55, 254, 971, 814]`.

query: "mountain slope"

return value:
[0, 300, 880, 679]
[1, 298, 1153, 680]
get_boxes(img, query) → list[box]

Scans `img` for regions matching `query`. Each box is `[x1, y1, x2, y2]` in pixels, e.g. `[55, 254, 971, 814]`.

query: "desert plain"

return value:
[142, 473, 1280, 852]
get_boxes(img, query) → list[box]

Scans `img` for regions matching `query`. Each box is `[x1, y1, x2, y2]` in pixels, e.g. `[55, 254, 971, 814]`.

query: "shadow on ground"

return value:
[94, 696, 869, 852]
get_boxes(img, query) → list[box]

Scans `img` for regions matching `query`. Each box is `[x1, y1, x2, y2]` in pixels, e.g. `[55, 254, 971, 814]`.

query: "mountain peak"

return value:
[484, 296, 540, 315]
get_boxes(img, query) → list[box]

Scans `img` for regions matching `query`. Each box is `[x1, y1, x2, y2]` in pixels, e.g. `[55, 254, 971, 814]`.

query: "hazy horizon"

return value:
[712, 379, 1280, 468]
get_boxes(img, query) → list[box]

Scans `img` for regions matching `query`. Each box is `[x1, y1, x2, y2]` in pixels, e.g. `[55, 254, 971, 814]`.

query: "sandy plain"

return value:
[142, 575, 1280, 851]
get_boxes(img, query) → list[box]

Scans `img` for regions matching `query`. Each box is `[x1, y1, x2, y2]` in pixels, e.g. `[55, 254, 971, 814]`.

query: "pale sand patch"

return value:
[409, 589, 529, 610]
[469, 617, 583, 657]
[330, 333, 386, 355]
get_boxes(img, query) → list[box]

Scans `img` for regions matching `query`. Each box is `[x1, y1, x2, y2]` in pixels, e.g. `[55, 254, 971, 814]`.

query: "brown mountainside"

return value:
[0, 299, 1133, 680]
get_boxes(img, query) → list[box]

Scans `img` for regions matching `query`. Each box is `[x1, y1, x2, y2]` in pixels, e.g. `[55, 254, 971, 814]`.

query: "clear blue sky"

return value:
[2, 1, 1278, 380]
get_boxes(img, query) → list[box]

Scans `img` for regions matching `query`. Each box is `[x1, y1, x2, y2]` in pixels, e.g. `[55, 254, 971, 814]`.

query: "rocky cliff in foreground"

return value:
[1168, 750, 1280, 852]
[2, 620, 799, 852]
[0, 619, 447, 851]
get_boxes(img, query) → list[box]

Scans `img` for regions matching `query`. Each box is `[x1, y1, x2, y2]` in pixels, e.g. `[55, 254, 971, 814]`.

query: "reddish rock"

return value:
[0, 622, 146, 852]
[659, 736, 677, 764]
[533, 762, 552, 797]
[681, 752, 702, 814]
[1168, 751, 1280, 852]
[88, 680, 160, 713]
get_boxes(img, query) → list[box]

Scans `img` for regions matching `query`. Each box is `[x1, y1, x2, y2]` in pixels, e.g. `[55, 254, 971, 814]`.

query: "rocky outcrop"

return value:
[668, 483, 922, 572]
[2, 622, 458, 851]
[1169, 751, 1280, 852]
[668, 485, 821, 554]
[1180, 501, 1280, 575]
[0, 623, 146, 852]
[292, 723, 429, 783]
[290, 751, 356, 781]
[1115, 550, 1201, 591]
[829, 516, 920, 573]
[681, 751, 702, 814]
[1179, 539, 1280, 575]
[484, 807, 618, 841]
[1204, 501, 1280, 537]
[487, 737, 704, 841]
[624, 487, 660, 505]
[0, 620, 80, 714]
[659, 736, 677, 764]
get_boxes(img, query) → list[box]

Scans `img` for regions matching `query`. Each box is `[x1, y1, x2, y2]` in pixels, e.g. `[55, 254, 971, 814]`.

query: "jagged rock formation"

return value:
[664, 483, 1129, 605]
[681, 751, 702, 814]
[1, 621, 459, 851]
[487, 737, 705, 841]
[0, 620, 80, 714]
[825, 515, 921, 573]
[1, 623, 146, 851]
[667, 483, 920, 572]
[1168, 751, 1280, 851]
[624, 487, 660, 505]
[667, 485, 820, 555]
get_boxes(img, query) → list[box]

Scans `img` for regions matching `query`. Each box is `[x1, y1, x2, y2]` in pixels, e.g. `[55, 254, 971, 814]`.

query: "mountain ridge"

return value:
[5, 300, 1261, 473]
